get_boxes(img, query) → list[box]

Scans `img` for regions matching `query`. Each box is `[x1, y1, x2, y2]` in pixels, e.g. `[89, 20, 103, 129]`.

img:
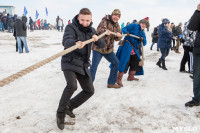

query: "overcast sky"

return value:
[1, 0, 200, 28]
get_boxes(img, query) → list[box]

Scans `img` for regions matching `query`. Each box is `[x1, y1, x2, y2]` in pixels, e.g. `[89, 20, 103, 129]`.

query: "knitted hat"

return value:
[112, 9, 121, 18]
[144, 17, 149, 21]
[139, 19, 150, 28]
[132, 19, 137, 23]
[162, 18, 170, 24]
[178, 22, 183, 26]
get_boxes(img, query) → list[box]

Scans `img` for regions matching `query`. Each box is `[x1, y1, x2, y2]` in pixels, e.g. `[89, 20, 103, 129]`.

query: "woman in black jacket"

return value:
[150, 26, 159, 51]
[56, 8, 106, 130]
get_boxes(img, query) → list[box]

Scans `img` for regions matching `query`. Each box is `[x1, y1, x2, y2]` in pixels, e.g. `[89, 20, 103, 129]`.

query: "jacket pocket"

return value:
[62, 56, 84, 67]
[70, 57, 84, 67]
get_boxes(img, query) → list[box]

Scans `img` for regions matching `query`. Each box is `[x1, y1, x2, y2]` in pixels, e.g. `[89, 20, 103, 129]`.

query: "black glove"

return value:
[139, 37, 144, 42]
[126, 32, 130, 37]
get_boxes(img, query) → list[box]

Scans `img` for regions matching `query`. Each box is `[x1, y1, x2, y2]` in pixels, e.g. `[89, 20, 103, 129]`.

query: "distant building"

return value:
[0, 5, 15, 15]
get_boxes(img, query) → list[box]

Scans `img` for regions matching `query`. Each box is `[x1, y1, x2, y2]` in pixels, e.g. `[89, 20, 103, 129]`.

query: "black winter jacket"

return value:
[152, 27, 159, 43]
[187, 10, 200, 54]
[61, 15, 106, 75]
[14, 19, 27, 36]
[22, 16, 27, 23]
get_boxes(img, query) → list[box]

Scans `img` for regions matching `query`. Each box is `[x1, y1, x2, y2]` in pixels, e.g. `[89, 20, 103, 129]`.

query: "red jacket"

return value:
[37, 20, 41, 26]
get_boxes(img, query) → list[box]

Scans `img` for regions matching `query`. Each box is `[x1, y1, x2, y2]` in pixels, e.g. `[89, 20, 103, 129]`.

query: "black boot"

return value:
[65, 106, 75, 118]
[56, 114, 65, 130]
[161, 60, 167, 70]
[189, 75, 193, 79]
[156, 59, 162, 68]
[185, 100, 200, 107]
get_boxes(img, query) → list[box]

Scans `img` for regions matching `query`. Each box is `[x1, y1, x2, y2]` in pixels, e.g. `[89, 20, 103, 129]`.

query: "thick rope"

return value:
[0, 31, 143, 87]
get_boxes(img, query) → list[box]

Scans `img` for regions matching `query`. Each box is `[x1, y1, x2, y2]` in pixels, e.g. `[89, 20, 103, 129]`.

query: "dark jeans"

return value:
[159, 48, 170, 61]
[180, 46, 190, 71]
[192, 54, 200, 103]
[89, 50, 119, 84]
[30, 24, 34, 31]
[172, 39, 175, 48]
[57, 70, 94, 117]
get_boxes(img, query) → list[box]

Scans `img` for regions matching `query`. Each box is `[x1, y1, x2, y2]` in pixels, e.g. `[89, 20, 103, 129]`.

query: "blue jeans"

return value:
[17, 37, 29, 53]
[192, 54, 200, 103]
[160, 48, 169, 61]
[90, 50, 119, 84]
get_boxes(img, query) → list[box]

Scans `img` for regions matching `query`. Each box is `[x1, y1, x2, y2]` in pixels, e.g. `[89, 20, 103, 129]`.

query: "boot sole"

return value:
[65, 115, 76, 125]
[156, 64, 162, 68]
[127, 79, 139, 81]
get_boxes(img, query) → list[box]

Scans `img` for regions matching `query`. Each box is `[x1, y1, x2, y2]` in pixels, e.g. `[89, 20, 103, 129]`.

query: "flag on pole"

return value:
[36, 10, 39, 19]
[45, 7, 48, 16]
[24, 6, 28, 16]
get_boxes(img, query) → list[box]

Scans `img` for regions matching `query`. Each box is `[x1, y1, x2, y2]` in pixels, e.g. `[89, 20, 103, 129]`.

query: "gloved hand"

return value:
[139, 37, 144, 42]
[126, 32, 130, 37]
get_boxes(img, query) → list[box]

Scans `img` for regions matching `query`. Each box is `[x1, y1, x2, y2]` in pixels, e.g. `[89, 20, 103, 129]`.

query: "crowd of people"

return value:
[0, 12, 71, 54]
[0, 13, 63, 33]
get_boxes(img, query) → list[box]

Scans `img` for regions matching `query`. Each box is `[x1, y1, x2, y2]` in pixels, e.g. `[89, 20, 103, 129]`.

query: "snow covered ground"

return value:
[0, 29, 200, 133]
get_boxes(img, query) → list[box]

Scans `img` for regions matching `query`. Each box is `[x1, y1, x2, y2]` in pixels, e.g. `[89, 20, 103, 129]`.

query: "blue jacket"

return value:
[116, 23, 147, 75]
[157, 24, 172, 49]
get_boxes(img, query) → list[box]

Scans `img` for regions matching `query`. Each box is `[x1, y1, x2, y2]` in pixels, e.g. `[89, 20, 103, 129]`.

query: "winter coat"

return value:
[152, 27, 159, 43]
[157, 24, 172, 49]
[29, 18, 33, 25]
[37, 20, 40, 26]
[187, 10, 200, 55]
[22, 16, 27, 23]
[92, 15, 122, 54]
[6, 14, 9, 26]
[174, 26, 183, 36]
[0, 13, 2, 20]
[8, 17, 14, 27]
[14, 19, 27, 36]
[182, 21, 196, 47]
[172, 26, 176, 36]
[14, 14, 17, 22]
[116, 23, 147, 75]
[61, 15, 106, 75]
[1, 16, 6, 24]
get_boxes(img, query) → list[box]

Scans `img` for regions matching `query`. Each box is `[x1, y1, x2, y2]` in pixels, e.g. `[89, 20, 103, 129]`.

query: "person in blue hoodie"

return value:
[116, 19, 149, 86]
[156, 18, 172, 70]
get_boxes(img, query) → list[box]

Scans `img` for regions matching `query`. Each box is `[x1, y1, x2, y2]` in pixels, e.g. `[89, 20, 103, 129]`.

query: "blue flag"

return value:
[36, 10, 39, 19]
[45, 7, 48, 16]
[24, 6, 28, 16]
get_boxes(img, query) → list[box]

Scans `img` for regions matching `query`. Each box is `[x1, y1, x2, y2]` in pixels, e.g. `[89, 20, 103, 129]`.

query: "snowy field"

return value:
[0, 29, 200, 133]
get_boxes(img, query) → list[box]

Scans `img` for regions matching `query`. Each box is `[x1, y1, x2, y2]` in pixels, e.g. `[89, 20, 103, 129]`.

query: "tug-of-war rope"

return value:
[0, 31, 144, 87]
